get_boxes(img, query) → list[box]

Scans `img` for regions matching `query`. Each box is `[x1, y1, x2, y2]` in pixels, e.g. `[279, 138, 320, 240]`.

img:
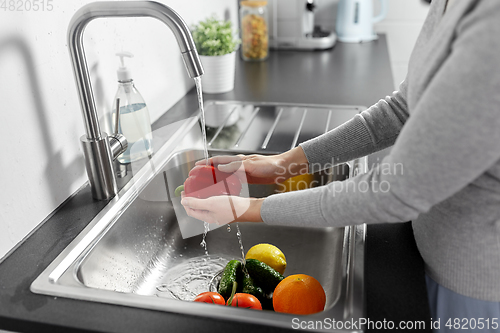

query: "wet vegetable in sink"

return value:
[194, 243, 326, 314]
[227, 292, 262, 310]
[194, 292, 226, 305]
[176, 164, 242, 199]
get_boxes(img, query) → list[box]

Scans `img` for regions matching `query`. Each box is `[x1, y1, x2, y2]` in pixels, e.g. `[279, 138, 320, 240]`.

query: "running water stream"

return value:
[235, 222, 246, 270]
[194, 77, 209, 164]
[194, 77, 210, 255]
[156, 78, 247, 300]
[194, 77, 245, 263]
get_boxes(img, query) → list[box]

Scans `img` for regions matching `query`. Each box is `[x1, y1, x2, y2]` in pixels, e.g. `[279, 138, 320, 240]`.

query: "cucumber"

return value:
[241, 272, 265, 300]
[174, 185, 184, 197]
[261, 294, 274, 311]
[218, 260, 242, 300]
[245, 259, 284, 293]
[241, 272, 275, 310]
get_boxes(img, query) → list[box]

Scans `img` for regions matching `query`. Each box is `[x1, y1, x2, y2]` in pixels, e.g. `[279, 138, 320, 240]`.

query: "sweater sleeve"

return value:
[262, 1, 500, 227]
[299, 80, 409, 172]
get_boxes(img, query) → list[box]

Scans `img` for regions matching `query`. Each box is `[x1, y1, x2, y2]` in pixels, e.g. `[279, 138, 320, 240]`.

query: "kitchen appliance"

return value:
[336, 0, 387, 43]
[268, 0, 337, 50]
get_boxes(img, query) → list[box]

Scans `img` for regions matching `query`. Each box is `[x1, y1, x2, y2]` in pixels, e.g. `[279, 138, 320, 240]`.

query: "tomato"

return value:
[226, 293, 262, 310]
[193, 292, 226, 305]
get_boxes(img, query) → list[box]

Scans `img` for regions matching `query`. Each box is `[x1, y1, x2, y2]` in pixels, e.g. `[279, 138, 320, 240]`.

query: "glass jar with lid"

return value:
[240, 1, 269, 61]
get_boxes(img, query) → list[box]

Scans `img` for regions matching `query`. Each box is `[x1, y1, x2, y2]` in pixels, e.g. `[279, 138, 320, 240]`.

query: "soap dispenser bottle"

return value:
[112, 51, 153, 163]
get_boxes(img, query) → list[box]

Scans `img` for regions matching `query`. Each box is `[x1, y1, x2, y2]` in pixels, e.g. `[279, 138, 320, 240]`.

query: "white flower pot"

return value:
[199, 52, 236, 94]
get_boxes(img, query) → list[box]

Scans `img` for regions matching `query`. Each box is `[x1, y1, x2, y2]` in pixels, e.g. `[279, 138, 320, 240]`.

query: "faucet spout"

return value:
[68, 1, 204, 200]
[69, 0, 203, 141]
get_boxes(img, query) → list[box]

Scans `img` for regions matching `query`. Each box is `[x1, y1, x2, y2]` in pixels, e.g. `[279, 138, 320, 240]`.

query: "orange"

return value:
[272, 274, 326, 315]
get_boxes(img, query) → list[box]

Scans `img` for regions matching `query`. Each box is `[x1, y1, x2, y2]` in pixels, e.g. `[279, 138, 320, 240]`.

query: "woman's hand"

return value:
[183, 147, 308, 224]
[181, 192, 264, 225]
[195, 146, 309, 184]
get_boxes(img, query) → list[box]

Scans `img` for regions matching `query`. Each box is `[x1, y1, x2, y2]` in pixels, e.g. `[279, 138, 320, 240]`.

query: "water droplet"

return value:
[200, 221, 210, 255]
[236, 223, 246, 265]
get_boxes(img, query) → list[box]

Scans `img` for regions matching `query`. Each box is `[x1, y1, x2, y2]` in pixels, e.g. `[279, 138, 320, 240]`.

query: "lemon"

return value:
[280, 173, 315, 192]
[245, 243, 287, 275]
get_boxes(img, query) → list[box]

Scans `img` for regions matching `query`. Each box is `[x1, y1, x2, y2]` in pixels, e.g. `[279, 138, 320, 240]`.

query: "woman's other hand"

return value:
[181, 191, 264, 225]
[195, 146, 309, 185]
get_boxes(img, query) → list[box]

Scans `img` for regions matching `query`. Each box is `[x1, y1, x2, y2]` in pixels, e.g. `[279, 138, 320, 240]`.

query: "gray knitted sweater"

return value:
[261, 0, 500, 301]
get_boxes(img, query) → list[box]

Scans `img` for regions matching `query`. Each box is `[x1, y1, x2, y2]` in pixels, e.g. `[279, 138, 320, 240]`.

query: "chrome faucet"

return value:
[68, 1, 204, 200]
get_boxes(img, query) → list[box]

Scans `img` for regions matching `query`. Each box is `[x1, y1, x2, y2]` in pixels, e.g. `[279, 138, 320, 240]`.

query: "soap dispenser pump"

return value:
[112, 51, 153, 163]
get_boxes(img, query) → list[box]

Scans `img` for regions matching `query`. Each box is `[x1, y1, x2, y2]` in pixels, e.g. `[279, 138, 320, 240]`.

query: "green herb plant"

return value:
[192, 16, 240, 56]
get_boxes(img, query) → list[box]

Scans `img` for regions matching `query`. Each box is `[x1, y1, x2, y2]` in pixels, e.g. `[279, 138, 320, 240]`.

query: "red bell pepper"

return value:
[183, 164, 242, 199]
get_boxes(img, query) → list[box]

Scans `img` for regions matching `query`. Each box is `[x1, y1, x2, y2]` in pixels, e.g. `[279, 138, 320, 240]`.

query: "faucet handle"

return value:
[109, 133, 128, 160]
[110, 97, 127, 159]
[114, 98, 120, 135]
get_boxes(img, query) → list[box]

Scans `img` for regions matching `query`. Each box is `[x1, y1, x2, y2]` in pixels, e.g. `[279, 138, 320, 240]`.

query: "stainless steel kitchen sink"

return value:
[32, 101, 366, 332]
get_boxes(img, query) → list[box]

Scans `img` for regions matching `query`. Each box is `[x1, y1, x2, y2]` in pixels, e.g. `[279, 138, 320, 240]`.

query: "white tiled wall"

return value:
[315, 0, 430, 89]
[0, 0, 238, 259]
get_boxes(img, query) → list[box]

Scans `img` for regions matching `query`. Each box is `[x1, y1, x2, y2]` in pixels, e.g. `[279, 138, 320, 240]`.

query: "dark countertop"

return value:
[0, 35, 431, 332]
